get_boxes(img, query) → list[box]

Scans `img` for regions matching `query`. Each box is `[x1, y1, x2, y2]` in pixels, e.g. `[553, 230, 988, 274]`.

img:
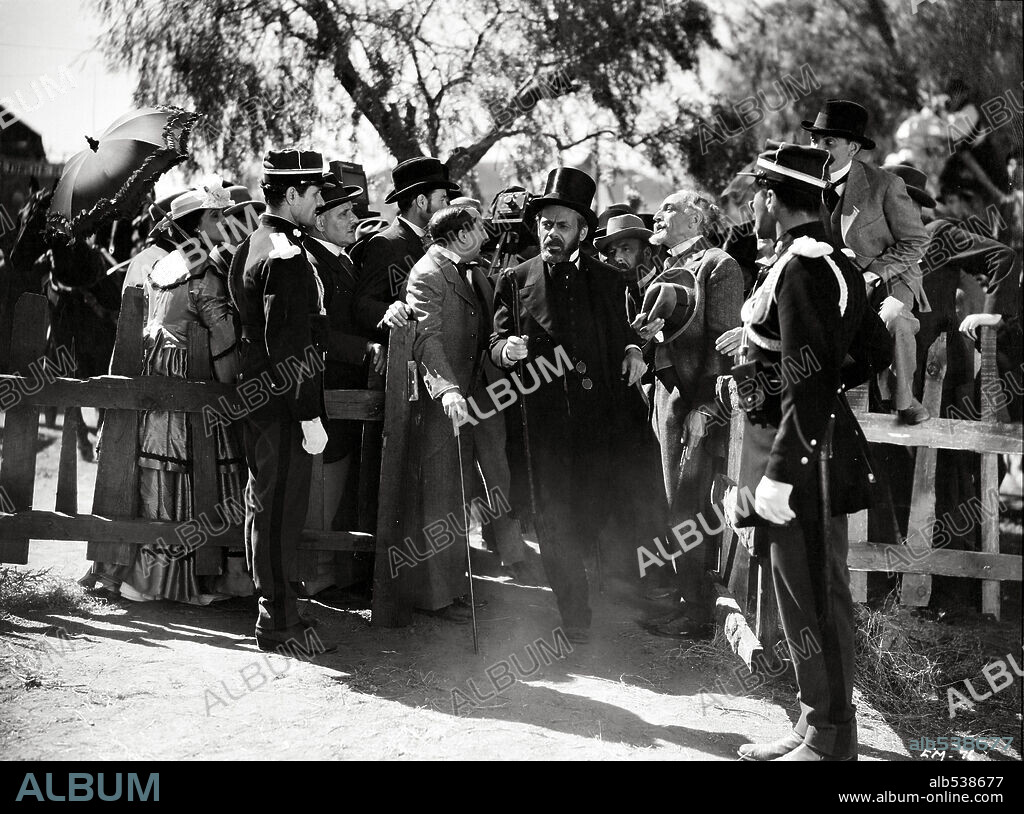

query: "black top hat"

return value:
[262, 149, 335, 188]
[801, 100, 876, 150]
[525, 167, 598, 231]
[384, 156, 460, 205]
[738, 140, 829, 192]
[883, 164, 937, 209]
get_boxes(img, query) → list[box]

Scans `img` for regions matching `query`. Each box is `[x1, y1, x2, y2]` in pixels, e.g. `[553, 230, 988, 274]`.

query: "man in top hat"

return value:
[733, 141, 891, 761]
[299, 171, 385, 594]
[632, 191, 744, 636]
[352, 156, 459, 340]
[884, 164, 1020, 418]
[230, 148, 337, 653]
[490, 167, 648, 642]
[802, 99, 930, 424]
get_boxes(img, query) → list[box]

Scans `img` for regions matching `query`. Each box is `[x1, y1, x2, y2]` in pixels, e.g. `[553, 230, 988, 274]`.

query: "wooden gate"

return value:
[0, 290, 419, 625]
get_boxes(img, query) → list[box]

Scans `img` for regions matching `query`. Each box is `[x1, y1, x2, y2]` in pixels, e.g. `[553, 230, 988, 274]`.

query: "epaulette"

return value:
[269, 232, 301, 260]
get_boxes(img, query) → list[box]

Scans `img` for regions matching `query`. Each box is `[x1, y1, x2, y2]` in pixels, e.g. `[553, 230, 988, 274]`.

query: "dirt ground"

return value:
[0, 413, 1013, 761]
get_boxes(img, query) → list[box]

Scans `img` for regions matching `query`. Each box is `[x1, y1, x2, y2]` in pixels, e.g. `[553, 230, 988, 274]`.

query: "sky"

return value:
[0, 0, 135, 162]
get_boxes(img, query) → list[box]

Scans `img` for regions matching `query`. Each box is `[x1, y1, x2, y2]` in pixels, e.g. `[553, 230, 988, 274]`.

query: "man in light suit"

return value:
[802, 100, 930, 424]
[404, 206, 525, 621]
[633, 191, 744, 637]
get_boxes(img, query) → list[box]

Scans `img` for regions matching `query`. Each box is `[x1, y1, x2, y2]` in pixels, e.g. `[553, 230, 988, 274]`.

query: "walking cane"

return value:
[818, 412, 837, 629]
[452, 412, 479, 654]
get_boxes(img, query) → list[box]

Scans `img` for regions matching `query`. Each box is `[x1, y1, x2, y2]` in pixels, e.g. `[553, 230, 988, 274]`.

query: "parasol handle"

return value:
[149, 201, 193, 244]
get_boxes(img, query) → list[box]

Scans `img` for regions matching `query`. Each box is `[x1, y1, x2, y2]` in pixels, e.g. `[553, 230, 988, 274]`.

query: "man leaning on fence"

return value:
[230, 149, 336, 654]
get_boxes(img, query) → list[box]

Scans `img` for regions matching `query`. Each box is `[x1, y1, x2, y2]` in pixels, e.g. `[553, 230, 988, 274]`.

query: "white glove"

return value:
[300, 418, 328, 456]
[754, 475, 795, 525]
[441, 390, 469, 426]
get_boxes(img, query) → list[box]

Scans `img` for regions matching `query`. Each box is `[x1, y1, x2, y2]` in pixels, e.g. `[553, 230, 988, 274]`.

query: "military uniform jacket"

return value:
[740, 221, 890, 514]
[230, 213, 325, 422]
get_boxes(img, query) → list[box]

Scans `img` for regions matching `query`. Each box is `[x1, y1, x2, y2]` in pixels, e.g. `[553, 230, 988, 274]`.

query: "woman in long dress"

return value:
[95, 181, 251, 603]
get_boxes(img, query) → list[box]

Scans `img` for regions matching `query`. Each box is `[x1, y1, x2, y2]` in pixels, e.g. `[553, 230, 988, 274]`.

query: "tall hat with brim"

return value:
[593, 203, 633, 239]
[738, 140, 830, 192]
[594, 213, 653, 251]
[383, 156, 460, 205]
[525, 167, 598, 231]
[262, 148, 336, 188]
[801, 99, 876, 150]
[882, 164, 936, 209]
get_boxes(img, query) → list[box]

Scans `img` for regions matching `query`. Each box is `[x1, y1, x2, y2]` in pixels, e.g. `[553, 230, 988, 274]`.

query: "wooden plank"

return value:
[187, 323, 221, 575]
[857, 414, 1021, 455]
[87, 288, 144, 565]
[712, 581, 764, 673]
[0, 374, 384, 420]
[755, 559, 780, 653]
[55, 408, 79, 515]
[0, 510, 375, 552]
[357, 369, 386, 533]
[371, 325, 416, 627]
[0, 293, 48, 563]
[901, 335, 946, 607]
[849, 510, 868, 603]
[978, 327, 1002, 619]
[848, 542, 1020, 581]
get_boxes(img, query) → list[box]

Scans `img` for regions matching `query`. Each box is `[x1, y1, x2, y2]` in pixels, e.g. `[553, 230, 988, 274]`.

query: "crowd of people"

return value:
[4, 92, 1019, 761]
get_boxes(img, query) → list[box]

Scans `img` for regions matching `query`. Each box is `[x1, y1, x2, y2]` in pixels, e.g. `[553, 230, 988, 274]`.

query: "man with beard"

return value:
[231, 148, 336, 653]
[732, 142, 890, 760]
[490, 168, 648, 643]
[352, 156, 459, 339]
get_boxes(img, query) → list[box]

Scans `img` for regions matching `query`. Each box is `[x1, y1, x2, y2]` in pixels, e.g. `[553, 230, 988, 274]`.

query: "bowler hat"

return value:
[801, 99, 876, 150]
[384, 156, 460, 205]
[594, 213, 653, 252]
[738, 140, 830, 192]
[262, 148, 335, 188]
[317, 179, 363, 216]
[525, 167, 598, 231]
[882, 164, 936, 209]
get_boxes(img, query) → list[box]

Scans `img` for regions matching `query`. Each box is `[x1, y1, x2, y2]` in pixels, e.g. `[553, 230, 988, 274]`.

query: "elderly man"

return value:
[491, 168, 647, 643]
[403, 206, 526, 620]
[802, 100, 930, 424]
[632, 191, 744, 637]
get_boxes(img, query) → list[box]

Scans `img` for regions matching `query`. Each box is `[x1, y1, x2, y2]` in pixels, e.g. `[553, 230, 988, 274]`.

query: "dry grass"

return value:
[0, 566, 97, 618]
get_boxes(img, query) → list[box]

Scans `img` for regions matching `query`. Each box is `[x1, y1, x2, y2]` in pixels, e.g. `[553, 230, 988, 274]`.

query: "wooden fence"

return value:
[0, 289, 420, 625]
[716, 327, 1023, 669]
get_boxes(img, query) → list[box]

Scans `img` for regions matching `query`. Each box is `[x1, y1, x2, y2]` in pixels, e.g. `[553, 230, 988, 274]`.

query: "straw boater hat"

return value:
[525, 167, 598, 231]
[800, 99, 876, 150]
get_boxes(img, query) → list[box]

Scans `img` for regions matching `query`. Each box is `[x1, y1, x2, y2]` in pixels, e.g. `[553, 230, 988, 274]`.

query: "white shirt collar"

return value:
[829, 160, 853, 184]
[398, 216, 426, 238]
[311, 236, 343, 257]
[668, 235, 703, 257]
[431, 244, 461, 265]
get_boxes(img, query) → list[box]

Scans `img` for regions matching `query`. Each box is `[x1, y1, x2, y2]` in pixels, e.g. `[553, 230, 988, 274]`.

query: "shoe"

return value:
[737, 731, 804, 761]
[453, 594, 487, 611]
[898, 401, 930, 425]
[255, 623, 337, 656]
[414, 605, 471, 624]
[564, 626, 590, 644]
[775, 742, 856, 761]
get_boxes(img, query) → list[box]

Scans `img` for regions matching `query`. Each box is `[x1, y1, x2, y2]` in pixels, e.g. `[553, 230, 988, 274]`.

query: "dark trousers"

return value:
[243, 415, 312, 633]
[761, 491, 857, 757]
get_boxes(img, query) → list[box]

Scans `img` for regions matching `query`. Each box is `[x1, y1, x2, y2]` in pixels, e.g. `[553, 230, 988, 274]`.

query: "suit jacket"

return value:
[490, 252, 635, 443]
[824, 159, 930, 310]
[654, 238, 744, 410]
[352, 217, 425, 340]
[739, 221, 890, 516]
[231, 213, 324, 422]
[303, 236, 372, 386]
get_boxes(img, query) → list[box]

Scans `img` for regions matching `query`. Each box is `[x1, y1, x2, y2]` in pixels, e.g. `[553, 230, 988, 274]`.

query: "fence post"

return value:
[0, 293, 49, 563]
[87, 287, 144, 565]
[978, 326, 1002, 619]
[371, 324, 417, 626]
